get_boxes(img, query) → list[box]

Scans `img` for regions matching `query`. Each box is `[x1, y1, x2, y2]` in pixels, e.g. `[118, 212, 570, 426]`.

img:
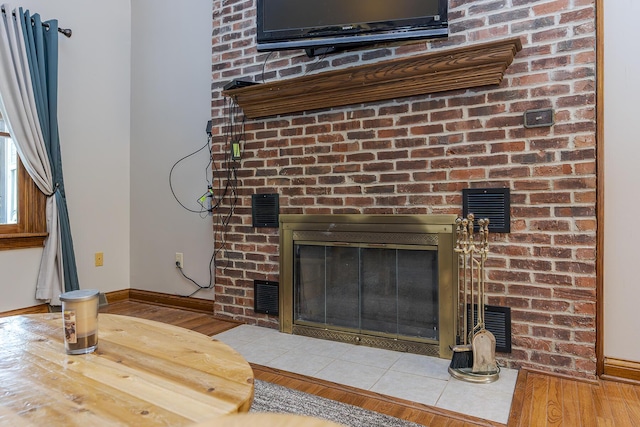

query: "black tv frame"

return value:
[256, 0, 448, 56]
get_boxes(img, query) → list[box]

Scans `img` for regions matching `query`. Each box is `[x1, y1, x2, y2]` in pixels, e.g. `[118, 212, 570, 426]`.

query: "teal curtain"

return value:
[21, 10, 79, 292]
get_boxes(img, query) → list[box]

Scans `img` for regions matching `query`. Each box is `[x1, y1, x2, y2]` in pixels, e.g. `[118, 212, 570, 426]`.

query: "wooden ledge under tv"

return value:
[222, 37, 523, 119]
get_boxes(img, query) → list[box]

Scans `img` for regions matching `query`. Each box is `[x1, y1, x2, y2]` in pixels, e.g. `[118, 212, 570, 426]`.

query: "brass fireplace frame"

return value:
[279, 214, 458, 359]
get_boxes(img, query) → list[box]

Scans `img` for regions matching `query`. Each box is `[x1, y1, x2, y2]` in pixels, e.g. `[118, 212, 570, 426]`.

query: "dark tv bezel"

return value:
[256, 0, 449, 53]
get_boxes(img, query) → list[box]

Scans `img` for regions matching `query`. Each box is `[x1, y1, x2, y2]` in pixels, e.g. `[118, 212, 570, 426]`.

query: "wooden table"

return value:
[0, 313, 254, 426]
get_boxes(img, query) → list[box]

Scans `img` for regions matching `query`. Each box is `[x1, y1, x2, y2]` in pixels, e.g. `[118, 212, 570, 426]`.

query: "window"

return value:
[0, 113, 47, 250]
[1, 122, 17, 224]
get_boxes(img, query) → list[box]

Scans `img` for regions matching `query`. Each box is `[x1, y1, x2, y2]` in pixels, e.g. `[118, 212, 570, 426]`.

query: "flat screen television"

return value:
[256, 0, 448, 56]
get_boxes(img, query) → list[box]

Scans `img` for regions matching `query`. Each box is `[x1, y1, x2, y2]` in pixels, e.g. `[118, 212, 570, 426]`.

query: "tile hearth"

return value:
[214, 325, 517, 424]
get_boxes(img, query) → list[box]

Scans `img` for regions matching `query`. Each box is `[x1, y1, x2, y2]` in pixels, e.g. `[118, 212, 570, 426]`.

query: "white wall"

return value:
[0, 0, 131, 311]
[0, 0, 214, 312]
[604, 0, 640, 362]
[130, 0, 215, 298]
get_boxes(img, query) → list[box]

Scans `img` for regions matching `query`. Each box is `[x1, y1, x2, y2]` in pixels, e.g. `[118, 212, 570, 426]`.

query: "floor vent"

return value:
[252, 194, 279, 228]
[462, 188, 510, 233]
[254, 280, 279, 315]
[466, 304, 512, 353]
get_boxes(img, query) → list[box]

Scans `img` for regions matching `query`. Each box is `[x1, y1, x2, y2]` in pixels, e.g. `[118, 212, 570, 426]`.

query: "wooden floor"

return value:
[100, 300, 640, 427]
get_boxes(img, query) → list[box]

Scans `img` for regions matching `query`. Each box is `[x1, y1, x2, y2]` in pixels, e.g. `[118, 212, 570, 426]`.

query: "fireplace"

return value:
[279, 214, 458, 359]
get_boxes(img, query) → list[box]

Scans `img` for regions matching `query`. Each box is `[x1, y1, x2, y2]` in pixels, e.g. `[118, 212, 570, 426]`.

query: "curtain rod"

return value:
[42, 21, 72, 38]
[1, 6, 72, 38]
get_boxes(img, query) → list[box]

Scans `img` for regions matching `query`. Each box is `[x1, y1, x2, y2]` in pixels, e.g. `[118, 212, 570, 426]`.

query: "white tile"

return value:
[214, 325, 517, 423]
[268, 349, 334, 377]
[338, 345, 402, 370]
[294, 336, 354, 358]
[390, 353, 451, 381]
[315, 359, 387, 390]
[252, 330, 313, 351]
[213, 333, 253, 349]
[437, 377, 514, 424]
[214, 324, 277, 342]
[371, 370, 447, 406]
[482, 366, 519, 394]
[230, 341, 287, 365]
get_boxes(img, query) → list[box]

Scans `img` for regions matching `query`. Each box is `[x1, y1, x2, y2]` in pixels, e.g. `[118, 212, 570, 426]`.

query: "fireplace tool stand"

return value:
[448, 214, 500, 383]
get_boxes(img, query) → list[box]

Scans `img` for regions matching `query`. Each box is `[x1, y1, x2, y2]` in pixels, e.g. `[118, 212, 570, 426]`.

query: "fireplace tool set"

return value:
[448, 213, 500, 383]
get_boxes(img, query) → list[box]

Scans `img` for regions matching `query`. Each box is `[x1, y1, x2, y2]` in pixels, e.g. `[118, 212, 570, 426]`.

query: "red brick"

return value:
[431, 110, 463, 121]
[410, 124, 445, 135]
[532, 299, 571, 312]
[534, 273, 574, 287]
[489, 166, 530, 179]
[491, 141, 527, 153]
[317, 133, 345, 144]
[445, 119, 483, 132]
[467, 130, 506, 142]
[378, 128, 408, 139]
[211, 0, 599, 377]
[377, 150, 409, 161]
[363, 139, 393, 150]
[512, 309, 553, 324]
[428, 134, 464, 145]
[333, 121, 362, 132]
[530, 352, 573, 369]
[532, 326, 572, 341]
[515, 336, 554, 353]
[333, 186, 361, 195]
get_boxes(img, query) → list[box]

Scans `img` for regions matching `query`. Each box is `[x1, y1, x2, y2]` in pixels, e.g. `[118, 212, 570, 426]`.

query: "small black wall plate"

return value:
[523, 108, 554, 128]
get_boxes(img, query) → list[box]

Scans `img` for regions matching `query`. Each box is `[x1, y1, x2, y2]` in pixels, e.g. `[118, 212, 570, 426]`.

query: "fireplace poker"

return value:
[449, 215, 499, 383]
[449, 215, 474, 371]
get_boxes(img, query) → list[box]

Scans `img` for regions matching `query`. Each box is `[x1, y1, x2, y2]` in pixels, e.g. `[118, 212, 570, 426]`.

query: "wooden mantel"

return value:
[222, 37, 523, 119]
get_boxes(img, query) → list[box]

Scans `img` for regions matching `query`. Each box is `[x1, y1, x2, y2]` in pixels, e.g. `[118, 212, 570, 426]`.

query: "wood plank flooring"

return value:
[507, 369, 640, 427]
[100, 298, 238, 336]
[99, 300, 640, 426]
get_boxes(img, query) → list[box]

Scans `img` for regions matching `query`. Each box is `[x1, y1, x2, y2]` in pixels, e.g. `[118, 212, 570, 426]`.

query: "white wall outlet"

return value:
[175, 252, 184, 269]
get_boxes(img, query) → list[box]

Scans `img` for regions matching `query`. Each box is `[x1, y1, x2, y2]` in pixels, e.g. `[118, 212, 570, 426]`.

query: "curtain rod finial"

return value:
[58, 28, 72, 38]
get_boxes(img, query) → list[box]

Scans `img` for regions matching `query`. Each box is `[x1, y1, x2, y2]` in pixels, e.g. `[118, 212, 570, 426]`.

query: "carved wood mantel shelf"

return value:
[222, 37, 523, 119]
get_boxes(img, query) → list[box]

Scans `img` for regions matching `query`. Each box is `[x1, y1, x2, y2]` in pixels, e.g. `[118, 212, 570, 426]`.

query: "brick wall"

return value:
[210, 0, 597, 378]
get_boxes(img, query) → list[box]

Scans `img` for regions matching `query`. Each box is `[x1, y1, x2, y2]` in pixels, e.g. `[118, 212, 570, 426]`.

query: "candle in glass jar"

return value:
[59, 289, 99, 354]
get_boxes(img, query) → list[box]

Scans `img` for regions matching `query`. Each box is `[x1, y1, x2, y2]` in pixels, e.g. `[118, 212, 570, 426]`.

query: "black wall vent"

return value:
[252, 193, 279, 227]
[254, 280, 279, 315]
[466, 304, 512, 353]
[462, 188, 510, 233]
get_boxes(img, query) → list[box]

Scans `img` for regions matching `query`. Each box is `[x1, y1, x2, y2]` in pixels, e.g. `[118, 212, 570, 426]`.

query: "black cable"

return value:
[178, 96, 245, 296]
[169, 136, 213, 214]
[260, 51, 273, 83]
[303, 52, 327, 77]
[212, 96, 244, 273]
[169, 126, 218, 297]
[176, 253, 215, 297]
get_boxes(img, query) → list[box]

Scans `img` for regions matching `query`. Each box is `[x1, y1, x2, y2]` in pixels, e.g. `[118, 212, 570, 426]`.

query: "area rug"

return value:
[251, 380, 424, 427]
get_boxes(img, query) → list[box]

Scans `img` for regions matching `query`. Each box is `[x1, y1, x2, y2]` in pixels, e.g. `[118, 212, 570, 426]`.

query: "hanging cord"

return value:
[213, 97, 243, 272]
[181, 98, 243, 295]
[177, 95, 245, 296]
[260, 51, 273, 83]
[302, 52, 328, 77]
[169, 136, 214, 215]
[168, 126, 218, 297]
[177, 250, 215, 297]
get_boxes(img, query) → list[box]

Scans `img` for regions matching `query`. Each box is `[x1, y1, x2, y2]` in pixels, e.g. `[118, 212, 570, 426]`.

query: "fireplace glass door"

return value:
[294, 243, 439, 341]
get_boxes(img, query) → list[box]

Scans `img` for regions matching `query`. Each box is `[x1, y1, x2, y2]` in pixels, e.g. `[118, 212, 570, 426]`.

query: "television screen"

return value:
[257, 0, 448, 55]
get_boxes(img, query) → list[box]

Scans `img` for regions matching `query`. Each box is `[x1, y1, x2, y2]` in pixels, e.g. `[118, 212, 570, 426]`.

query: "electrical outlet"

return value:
[175, 252, 184, 269]
[95, 252, 104, 267]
